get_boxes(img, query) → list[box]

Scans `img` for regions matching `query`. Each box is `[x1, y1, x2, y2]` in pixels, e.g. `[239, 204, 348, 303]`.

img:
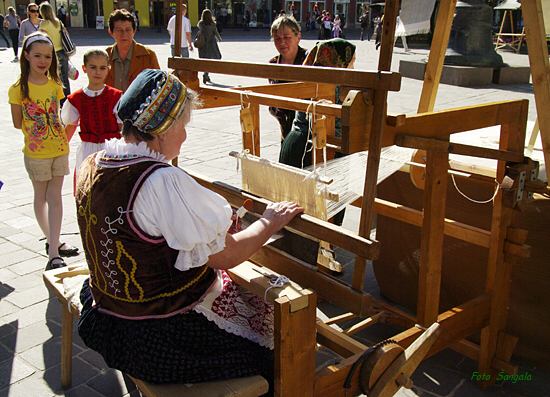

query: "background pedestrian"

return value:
[57, 5, 67, 26]
[322, 11, 332, 40]
[197, 9, 222, 84]
[5, 6, 21, 61]
[106, 9, 160, 92]
[19, 3, 42, 46]
[0, 13, 11, 48]
[167, 3, 193, 57]
[39, 2, 71, 104]
[333, 14, 342, 38]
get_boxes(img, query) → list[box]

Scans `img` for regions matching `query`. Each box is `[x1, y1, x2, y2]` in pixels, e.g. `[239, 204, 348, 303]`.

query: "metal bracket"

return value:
[516, 171, 526, 202]
[527, 168, 537, 199]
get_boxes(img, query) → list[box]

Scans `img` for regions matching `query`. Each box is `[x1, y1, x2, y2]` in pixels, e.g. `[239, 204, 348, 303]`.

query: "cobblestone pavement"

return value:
[0, 27, 548, 396]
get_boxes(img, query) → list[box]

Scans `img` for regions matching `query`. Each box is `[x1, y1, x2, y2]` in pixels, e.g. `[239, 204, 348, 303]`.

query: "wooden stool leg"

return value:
[61, 303, 74, 388]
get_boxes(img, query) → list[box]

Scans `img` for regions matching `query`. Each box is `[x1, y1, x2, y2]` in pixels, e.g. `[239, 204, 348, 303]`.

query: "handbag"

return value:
[193, 28, 205, 49]
[60, 23, 76, 57]
[68, 60, 79, 80]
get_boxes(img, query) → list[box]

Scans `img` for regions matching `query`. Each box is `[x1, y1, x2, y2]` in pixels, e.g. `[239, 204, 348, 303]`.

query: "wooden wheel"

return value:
[409, 149, 427, 190]
[361, 322, 441, 397]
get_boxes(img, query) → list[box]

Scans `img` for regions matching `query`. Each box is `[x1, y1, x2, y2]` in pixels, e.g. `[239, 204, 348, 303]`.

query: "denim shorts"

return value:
[24, 153, 70, 181]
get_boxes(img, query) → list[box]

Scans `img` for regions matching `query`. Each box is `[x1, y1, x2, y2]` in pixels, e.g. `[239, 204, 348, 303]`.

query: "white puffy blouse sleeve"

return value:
[132, 165, 233, 272]
[61, 99, 80, 125]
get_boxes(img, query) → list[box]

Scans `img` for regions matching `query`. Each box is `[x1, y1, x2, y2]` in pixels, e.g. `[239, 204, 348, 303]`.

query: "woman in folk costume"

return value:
[279, 38, 356, 170]
[75, 69, 302, 394]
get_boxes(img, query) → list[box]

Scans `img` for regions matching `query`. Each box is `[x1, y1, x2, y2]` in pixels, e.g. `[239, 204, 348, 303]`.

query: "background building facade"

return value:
[3, 0, 385, 29]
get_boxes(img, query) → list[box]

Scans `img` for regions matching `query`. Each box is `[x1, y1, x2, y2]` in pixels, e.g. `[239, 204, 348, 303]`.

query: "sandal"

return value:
[45, 242, 79, 257]
[45, 256, 66, 271]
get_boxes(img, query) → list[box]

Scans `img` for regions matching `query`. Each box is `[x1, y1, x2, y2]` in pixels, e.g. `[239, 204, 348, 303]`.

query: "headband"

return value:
[25, 35, 53, 50]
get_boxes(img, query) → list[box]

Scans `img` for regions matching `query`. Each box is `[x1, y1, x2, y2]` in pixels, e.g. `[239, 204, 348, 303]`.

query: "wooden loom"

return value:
[166, 1, 546, 395]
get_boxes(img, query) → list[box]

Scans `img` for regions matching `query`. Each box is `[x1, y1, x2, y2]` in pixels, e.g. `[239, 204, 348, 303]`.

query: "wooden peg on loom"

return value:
[240, 106, 254, 133]
[312, 115, 327, 149]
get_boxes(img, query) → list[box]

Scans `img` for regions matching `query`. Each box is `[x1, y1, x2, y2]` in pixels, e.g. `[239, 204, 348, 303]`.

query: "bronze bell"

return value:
[445, 0, 505, 68]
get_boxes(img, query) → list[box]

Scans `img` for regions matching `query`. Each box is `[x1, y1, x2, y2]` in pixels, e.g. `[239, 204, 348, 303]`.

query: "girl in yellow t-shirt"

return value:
[8, 32, 79, 271]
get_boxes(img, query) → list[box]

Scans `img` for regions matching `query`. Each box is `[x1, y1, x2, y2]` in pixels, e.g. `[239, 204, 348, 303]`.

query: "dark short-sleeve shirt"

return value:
[268, 46, 307, 140]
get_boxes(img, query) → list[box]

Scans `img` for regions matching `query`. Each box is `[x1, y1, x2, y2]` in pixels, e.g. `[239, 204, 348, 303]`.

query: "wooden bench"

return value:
[43, 263, 314, 396]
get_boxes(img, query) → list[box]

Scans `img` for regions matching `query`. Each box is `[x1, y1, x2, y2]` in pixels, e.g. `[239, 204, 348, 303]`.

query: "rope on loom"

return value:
[451, 174, 501, 204]
[240, 90, 255, 156]
[264, 275, 290, 301]
[303, 101, 315, 170]
[235, 149, 250, 172]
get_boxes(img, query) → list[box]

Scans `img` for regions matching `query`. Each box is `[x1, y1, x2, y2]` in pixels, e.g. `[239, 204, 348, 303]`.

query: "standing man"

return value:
[105, 9, 160, 92]
[167, 3, 193, 57]
[57, 5, 67, 26]
[131, 8, 140, 31]
[360, 8, 369, 41]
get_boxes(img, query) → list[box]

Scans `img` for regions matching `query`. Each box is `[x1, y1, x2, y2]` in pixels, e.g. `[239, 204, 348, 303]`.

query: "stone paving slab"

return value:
[0, 26, 548, 397]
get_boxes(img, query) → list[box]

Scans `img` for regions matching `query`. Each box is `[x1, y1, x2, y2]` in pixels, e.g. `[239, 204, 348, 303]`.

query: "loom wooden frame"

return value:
[165, 0, 545, 395]
[166, 65, 529, 395]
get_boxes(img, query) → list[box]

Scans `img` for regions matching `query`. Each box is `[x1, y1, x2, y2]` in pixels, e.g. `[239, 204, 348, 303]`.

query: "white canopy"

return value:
[494, 0, 522, 10]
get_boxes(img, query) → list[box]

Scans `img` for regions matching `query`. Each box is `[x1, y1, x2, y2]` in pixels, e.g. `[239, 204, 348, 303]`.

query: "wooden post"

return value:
[417, 0, 458, 113]
[354, 90, 387, 291]
[515, 27, 526, 54]
[411, 0, 457, 192]
[495, 10, 508, 49]
[416, 149, 449, 326]
[354, 0, 399, 291]
[377, 0, 399, 72]
[173, 1, 182, 57]
[476, 100, 528, 389]
[61, 304, 73, 388]
[274, 292, 317, 397]
[521, 0, 550, 169]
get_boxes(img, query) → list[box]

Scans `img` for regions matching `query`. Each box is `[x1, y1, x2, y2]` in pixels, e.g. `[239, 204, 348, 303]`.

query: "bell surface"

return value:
[445, 0, 505, 68]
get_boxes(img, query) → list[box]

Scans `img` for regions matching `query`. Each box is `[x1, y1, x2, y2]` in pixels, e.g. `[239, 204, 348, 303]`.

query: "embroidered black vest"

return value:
[75, 154, 216, 318]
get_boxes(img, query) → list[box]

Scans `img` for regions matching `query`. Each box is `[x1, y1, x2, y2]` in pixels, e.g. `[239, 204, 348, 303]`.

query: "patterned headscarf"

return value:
[116, 69, 187, 136]
[303, 38, 356, 68]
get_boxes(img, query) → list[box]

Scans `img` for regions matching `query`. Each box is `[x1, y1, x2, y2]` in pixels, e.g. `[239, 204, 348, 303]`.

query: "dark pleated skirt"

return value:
[78, 279, 274, 393]
[279, 127, 312, 169]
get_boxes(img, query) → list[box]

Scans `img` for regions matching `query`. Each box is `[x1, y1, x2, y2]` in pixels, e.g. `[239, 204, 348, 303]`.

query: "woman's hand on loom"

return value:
[207, 202, 303, 270]
[262, 201, 303, 231]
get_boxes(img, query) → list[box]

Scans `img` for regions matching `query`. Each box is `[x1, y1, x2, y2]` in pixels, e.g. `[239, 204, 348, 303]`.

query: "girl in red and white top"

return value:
[62, 49, 123, 184]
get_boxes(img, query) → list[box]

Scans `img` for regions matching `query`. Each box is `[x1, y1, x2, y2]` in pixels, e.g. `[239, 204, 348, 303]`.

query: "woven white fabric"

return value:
[395, 0, 437, 37]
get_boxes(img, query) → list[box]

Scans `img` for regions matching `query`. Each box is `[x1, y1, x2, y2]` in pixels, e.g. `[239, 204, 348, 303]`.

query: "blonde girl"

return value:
[39, 2, 71, 105]
[8, 32, 79, 270]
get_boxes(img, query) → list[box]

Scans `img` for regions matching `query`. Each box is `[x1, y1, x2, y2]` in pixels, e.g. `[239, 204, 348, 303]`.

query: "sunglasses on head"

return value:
[29, 9, 39, 13]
